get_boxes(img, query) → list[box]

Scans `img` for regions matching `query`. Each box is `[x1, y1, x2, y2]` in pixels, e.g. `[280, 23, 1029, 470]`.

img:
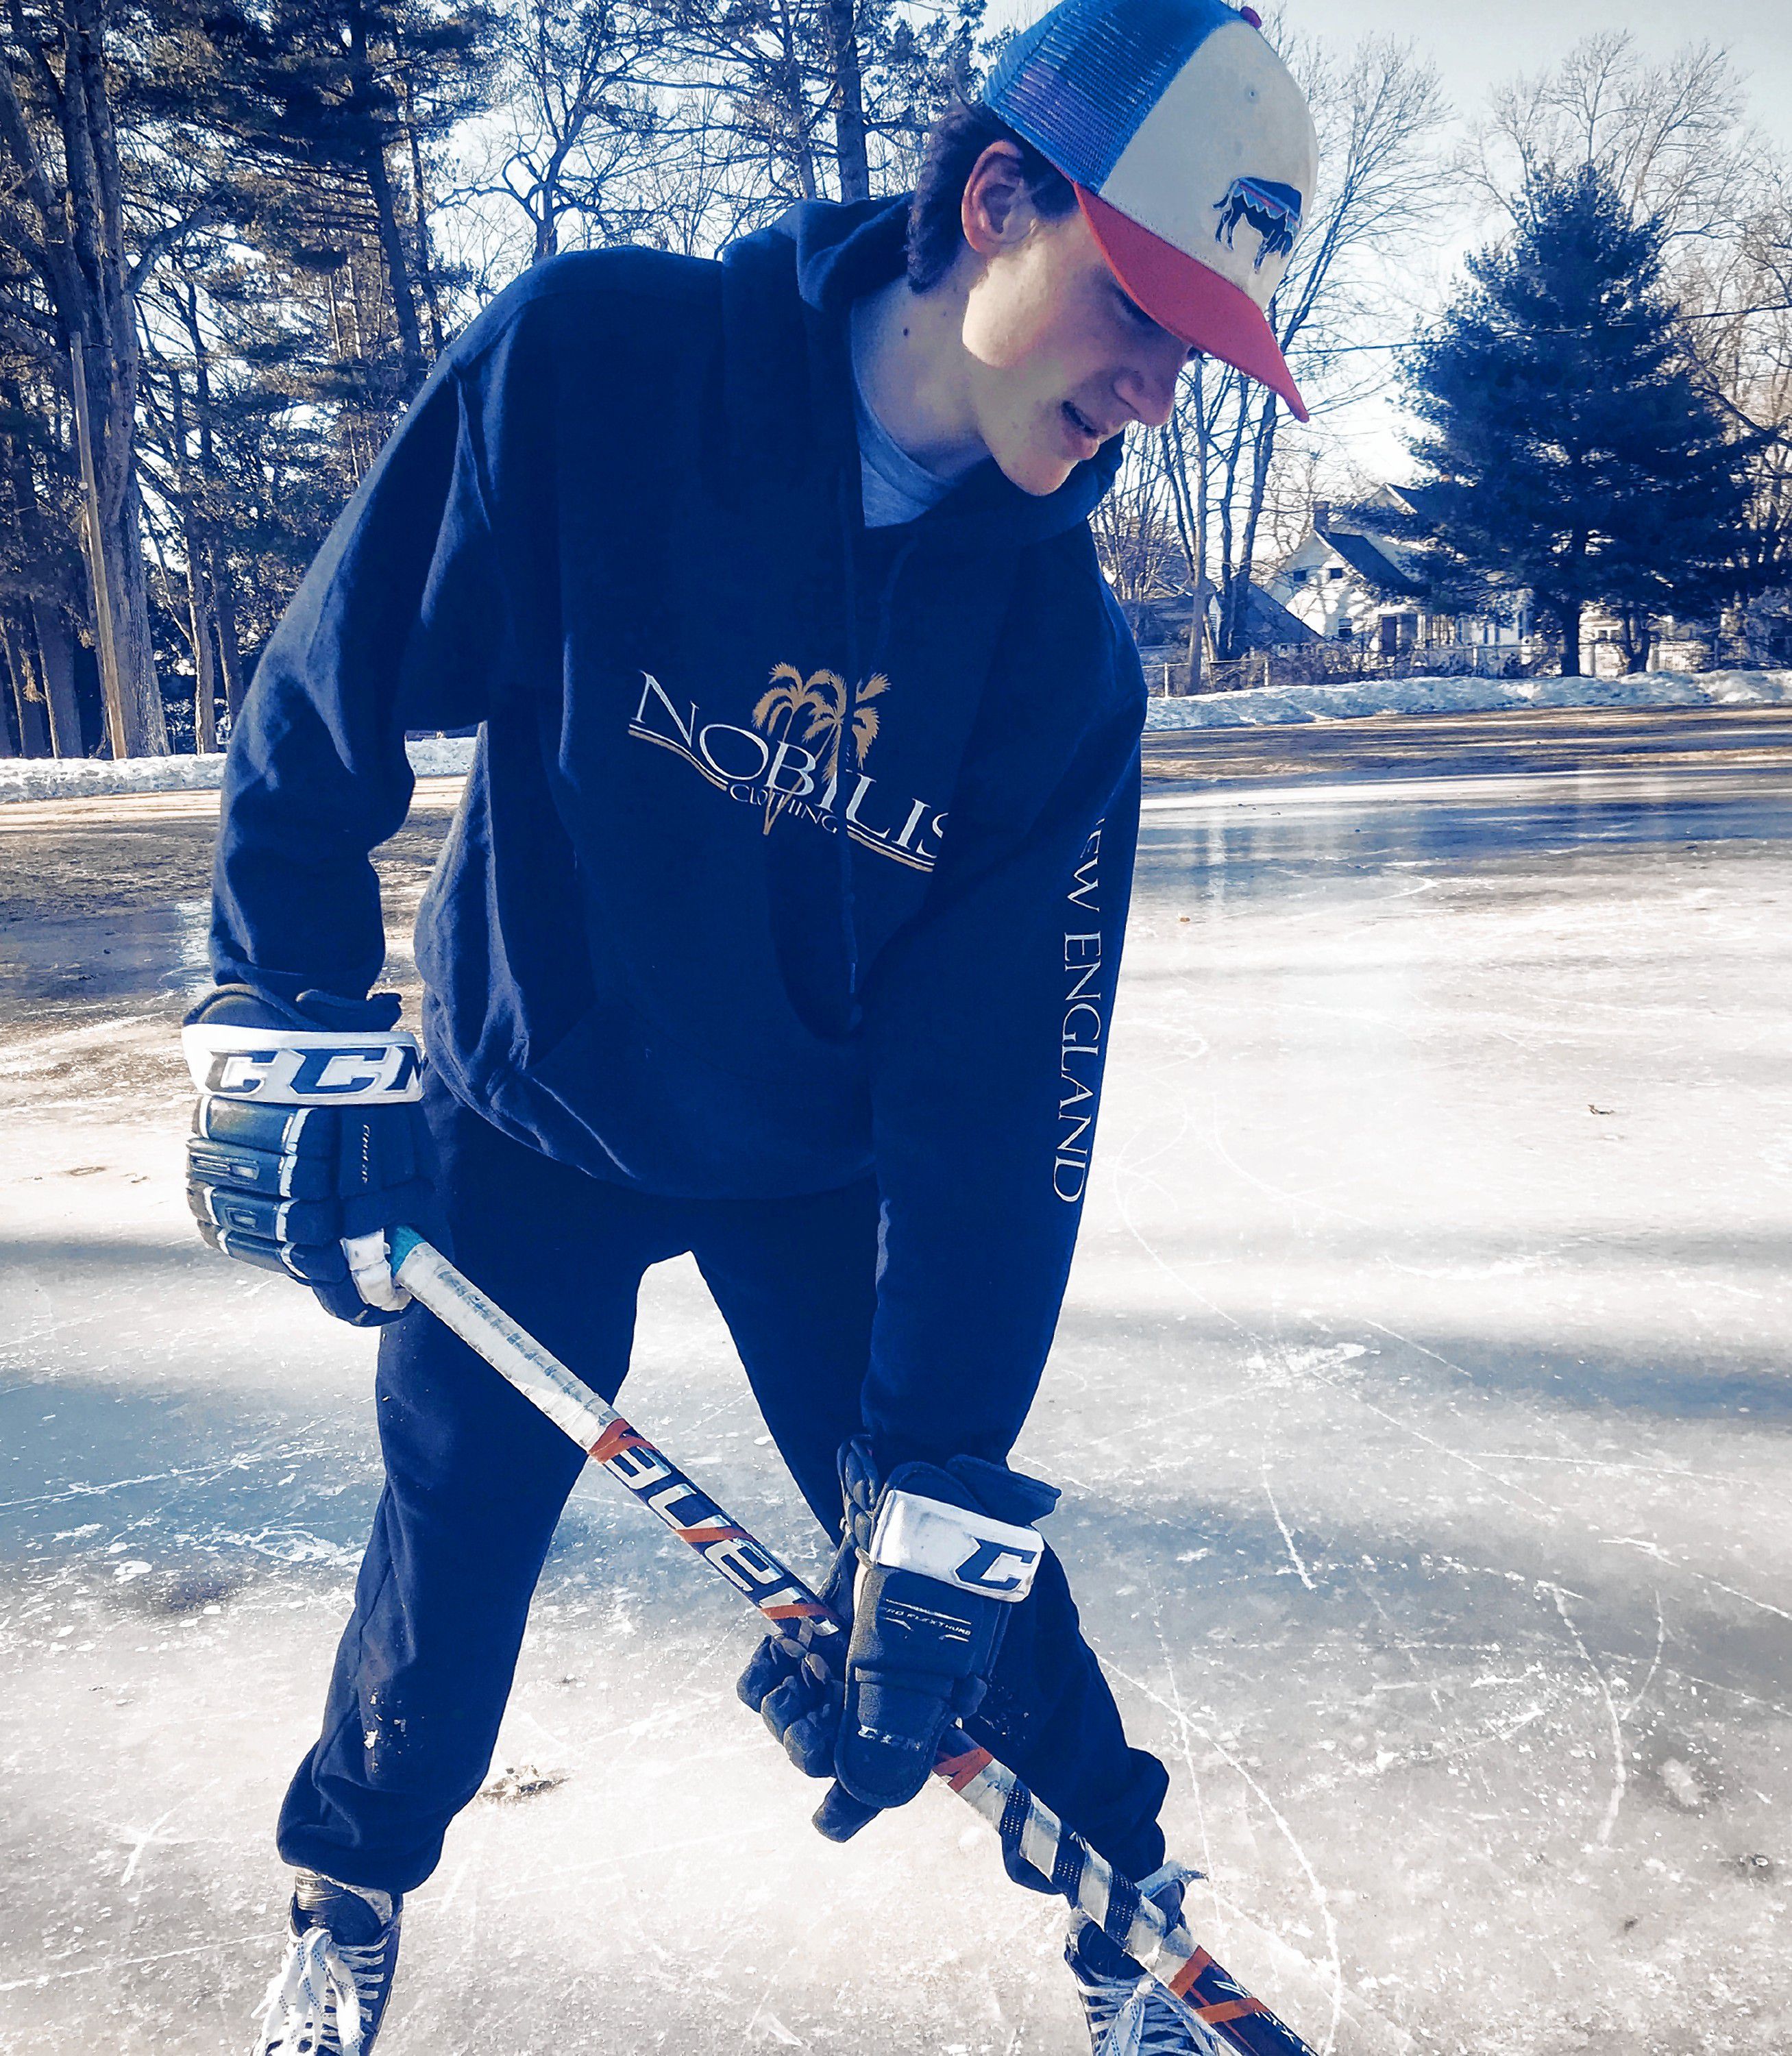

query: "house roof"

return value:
[1323, 527, 1419, 596]
[1243, 583, 1322, 648]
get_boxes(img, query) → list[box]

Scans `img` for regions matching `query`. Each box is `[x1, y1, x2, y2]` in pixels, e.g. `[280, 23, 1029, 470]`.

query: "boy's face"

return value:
[959, 172, 1195, 496]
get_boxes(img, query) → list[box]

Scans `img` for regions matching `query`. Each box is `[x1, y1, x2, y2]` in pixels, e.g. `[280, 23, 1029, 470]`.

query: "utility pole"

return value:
[69, 335, 129, 758]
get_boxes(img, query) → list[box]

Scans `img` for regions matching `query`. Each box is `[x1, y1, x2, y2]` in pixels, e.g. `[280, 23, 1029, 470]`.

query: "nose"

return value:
[1114, 351, 1184, 430]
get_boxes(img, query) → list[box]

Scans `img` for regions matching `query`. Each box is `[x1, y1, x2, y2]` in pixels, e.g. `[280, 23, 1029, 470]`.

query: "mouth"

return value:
[1061, 400, 1112, 455]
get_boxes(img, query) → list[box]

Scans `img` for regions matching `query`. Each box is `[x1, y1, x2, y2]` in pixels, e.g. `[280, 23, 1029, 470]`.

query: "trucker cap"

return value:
[983, 0, 1318, 419]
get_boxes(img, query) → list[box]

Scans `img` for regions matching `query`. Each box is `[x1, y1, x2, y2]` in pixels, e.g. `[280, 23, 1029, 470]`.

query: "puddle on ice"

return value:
[0, 897, 212, 1013]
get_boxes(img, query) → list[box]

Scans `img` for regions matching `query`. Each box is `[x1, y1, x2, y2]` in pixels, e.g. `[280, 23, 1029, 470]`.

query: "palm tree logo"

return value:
[750, 664, 889, 832]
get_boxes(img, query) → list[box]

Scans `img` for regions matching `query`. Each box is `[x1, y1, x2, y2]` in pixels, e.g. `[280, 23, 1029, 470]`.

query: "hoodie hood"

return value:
[719, 195, 1125, 548]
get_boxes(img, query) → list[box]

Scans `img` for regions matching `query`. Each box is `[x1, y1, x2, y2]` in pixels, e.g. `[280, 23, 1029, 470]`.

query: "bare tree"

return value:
[639, 0, 981, 217]
[454, 0, 663, 268]
[621, 86, 781, 255]
[1460, 32, 1771, 247]
[1677, 162, 1792, 656]
[1147, 30, 1449, 679]
[1089, 430, 1179, 613]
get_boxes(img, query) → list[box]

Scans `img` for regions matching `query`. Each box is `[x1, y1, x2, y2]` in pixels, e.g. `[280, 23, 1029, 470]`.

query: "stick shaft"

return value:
[389, 1227, 834, 1638]
[389, 1229, 1316, 2056]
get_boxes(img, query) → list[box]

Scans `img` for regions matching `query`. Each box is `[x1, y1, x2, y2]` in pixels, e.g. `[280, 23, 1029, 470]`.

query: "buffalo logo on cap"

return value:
[1212, 176, 1303, 270]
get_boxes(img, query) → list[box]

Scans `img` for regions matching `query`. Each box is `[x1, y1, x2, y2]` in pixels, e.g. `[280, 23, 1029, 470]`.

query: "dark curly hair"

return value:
[905, 100, 1078, 293]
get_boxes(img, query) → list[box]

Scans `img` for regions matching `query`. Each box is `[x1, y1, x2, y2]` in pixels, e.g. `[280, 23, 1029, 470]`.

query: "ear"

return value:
[961, 142, 1040, 260]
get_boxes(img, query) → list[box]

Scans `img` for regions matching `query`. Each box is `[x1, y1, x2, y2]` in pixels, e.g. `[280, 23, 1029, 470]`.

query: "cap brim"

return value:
[1075, 186, 1308, 423]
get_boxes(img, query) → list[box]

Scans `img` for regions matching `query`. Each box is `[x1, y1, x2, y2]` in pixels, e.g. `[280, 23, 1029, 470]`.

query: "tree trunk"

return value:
[180, 297, 248, 721]
[1190, 371, 1212, 693]
[186, 546, 219, 752]
[1222, 393, 1279, 660]
[349, 12, 426, 390]
[1159, 427, 1193, 696]
[2, 609, 53, 756]
[1619, 607, 1652, 674]
[402, 87, 447, 357]
[62, 0, 167, 756]
[366, 143, 426, 385]
[1557, 602, 1584, 676]
[1212, 380, 1253, 660]
[0, 654, 18, 755]
[826, 0, 870, 202]
[166, 365, 219, 750]
[206, 535, 247, 720]
[69, 334, 127, 755]
[771, 0, 818, 200]
[1162, 399, 1210, 696]
[110, 474, 169, 752]
[325, 264, 349, 360]
[32, 599, 84, 755]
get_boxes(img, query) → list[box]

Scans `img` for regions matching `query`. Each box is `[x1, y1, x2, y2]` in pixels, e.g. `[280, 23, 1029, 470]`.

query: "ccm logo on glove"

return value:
[868, 1490, 1044, 1602]
[181, 986, 441, 1327]
[183, 1026, 422, 1105]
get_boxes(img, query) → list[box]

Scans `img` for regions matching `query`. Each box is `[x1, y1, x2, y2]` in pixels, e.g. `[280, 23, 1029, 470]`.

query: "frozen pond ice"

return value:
[1, 760, 1788, 2053]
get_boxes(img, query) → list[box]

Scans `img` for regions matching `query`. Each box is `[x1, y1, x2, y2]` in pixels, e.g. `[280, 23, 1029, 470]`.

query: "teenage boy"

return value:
[182, 1, 1316, 2048]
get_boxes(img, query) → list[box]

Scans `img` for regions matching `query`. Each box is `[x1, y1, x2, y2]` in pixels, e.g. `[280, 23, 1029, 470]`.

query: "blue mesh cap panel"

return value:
[984, 0, 1238, 191]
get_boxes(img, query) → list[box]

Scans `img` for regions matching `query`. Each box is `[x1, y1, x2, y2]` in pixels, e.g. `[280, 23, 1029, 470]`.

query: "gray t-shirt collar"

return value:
[848, 314, 961, 529]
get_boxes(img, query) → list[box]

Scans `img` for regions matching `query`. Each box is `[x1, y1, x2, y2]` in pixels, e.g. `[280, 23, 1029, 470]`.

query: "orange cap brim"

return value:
[1075, 186, 1308, 423]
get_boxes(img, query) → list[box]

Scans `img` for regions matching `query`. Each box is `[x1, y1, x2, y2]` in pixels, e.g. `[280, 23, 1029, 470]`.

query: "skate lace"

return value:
[1095, 1978, 1230, 2056]
[1069, 1863, 1227, 2056]
[256, 1920, 387, 2056]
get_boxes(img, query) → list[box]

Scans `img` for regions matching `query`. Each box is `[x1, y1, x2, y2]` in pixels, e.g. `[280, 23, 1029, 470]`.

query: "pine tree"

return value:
[1403, 164, 1754, 674]
[203, 0, 498, 399]
[0, 0, 188, 753]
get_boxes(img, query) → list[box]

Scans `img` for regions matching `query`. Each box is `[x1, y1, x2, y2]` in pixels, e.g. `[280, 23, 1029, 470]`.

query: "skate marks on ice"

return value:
[387, 1262, 1098, 2055]
[0, 1158, 1090, 2055]
[1027, 786, 1792, 2053]
[3, 768, 1791, 2051]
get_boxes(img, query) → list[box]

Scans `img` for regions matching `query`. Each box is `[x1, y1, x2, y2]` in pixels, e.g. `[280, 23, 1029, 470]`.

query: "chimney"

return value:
[1312, 500, 1331, 534]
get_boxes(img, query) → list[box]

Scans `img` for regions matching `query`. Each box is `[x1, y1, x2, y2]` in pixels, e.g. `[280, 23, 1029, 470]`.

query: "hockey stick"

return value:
[386, 1226, 1319, 2056]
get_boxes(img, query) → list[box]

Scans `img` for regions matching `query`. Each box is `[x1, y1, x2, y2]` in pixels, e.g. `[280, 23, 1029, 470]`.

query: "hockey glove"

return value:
[739, 1435, 1058, 1845]
[182, 984, 437, 1327]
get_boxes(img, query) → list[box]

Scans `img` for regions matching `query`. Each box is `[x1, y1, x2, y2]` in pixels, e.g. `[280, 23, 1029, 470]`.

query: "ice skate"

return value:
[252, 1870, 402, 2056]
[1066, 1864, 1229, 2056]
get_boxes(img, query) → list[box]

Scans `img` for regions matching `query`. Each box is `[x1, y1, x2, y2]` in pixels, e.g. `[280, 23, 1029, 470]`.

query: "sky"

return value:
[987, 0, 1792, 483]
[1284, 0, 1792, 156]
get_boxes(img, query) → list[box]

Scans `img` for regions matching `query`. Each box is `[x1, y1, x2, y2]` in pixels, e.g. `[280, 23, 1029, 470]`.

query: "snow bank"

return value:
[0, 735, 478, 803]
[5, 672, 1790, 798]
[1144, 667, 1792, 728]
[0, 750, 231, 801]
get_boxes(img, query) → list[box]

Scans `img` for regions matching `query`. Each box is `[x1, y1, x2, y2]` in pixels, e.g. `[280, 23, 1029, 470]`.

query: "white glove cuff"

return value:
[868, 1489, 1044, 1604]
[183, 1025, 423, 1105]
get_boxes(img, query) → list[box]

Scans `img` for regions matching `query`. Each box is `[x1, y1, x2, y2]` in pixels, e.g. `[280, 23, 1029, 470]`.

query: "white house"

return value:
[1267, 487, 1534, 665]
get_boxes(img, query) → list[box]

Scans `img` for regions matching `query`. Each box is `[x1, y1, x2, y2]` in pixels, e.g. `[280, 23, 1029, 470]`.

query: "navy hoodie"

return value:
[211, 196, 1146, 1467]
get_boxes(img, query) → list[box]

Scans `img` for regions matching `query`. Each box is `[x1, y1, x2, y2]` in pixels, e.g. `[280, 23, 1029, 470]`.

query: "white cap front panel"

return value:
[1097, 19, 1319, 313]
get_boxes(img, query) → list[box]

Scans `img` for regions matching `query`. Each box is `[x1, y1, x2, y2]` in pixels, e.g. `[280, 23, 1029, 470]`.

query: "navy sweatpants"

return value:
[277, 1077, 1168, 1895]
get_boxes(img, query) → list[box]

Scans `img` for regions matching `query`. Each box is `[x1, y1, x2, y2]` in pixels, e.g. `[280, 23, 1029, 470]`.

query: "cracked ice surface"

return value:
[1, 766, 1789, 2055]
